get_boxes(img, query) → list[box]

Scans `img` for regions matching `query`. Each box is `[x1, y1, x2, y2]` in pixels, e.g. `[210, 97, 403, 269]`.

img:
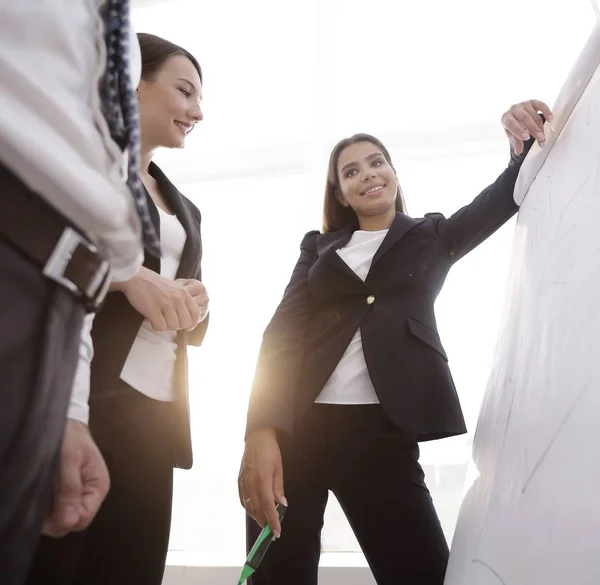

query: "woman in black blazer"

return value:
[26, 34, 208, 585]
[239, 99, 552, 585]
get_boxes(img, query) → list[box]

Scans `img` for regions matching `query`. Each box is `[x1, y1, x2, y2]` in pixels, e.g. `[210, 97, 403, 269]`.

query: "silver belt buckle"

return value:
[43, 227, 111, 311]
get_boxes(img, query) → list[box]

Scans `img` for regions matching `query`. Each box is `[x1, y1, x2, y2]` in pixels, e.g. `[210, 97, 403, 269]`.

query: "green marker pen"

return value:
[237, 503, 287, 585]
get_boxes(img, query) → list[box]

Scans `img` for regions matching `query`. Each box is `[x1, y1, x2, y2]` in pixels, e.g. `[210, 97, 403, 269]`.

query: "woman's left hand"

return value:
[501, 99, 553, 155]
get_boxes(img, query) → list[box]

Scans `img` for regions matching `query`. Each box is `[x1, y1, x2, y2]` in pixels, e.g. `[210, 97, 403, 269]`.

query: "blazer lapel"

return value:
[149, 162, 199, 280]
[370, 212, 427, 269]
[316, 213, 426, 281]
[316, 227, 364, 283]
[142, 188, 161, 273]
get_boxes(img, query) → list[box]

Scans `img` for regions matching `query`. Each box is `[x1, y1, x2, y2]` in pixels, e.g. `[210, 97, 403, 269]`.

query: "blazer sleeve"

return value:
[428, 136, 536, 262]
[187, 203, 209, 347]
[245, 230, 319, 439]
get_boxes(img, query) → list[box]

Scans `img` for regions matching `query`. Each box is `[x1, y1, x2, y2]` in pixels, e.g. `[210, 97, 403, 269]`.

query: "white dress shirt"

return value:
[0, 0, 143, 280]
[315, 229, 388, 404]
[0, 1, 145, 423]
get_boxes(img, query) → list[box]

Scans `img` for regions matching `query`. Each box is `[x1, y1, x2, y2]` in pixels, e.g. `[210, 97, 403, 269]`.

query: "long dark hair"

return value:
[322, 133, 406, 233]
[137, 33, 202, 83]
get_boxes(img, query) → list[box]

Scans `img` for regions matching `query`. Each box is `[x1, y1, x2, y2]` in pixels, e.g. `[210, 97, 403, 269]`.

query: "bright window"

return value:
[132, 0, 595, 561]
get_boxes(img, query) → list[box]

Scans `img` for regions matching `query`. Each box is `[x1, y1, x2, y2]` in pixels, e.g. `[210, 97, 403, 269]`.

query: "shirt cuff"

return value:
[67, 313, 95, 425]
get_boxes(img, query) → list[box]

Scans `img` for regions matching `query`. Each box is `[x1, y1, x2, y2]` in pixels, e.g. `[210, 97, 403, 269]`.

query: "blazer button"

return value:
[366, 295, 375, 305]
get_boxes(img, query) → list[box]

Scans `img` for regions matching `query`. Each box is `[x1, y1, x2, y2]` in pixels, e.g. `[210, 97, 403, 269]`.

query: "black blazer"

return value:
[90, 162, 208, 469]
[246, 147, 531, 442]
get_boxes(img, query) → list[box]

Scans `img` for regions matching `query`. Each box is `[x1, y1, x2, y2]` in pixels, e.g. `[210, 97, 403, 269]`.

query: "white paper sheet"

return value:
[445, 24, 600, 585]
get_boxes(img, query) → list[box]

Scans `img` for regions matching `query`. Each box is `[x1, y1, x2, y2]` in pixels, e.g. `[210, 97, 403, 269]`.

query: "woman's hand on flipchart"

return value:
[501, 99, 553, 155]
[113, 266, 201, 331]
[238, 427, 287, 539]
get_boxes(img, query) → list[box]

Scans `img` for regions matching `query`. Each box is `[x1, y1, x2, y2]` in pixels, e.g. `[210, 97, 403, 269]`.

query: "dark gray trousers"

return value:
[0, 172, 86, 584]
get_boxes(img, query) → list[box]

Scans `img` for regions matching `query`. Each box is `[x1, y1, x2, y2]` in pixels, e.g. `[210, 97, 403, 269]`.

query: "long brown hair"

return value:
[322, 133, 406, 233]
[137, 33, 202, 83]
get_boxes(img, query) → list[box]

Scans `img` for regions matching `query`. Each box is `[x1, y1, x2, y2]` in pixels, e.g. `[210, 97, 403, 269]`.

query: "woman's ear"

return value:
[335, 191, 349, 208]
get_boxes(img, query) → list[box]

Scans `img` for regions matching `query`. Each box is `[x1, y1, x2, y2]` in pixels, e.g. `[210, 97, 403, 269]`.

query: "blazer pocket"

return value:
[406, 317, 448, 361]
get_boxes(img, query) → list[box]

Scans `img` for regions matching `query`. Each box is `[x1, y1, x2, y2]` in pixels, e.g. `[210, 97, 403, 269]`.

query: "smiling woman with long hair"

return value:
[238, 99, 552, 585]
[26, 33, 209, 585]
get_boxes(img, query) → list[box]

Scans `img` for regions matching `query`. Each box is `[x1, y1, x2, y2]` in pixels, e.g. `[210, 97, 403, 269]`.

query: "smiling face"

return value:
[336, 141, 399, 221]
[137, 54, 203, 150]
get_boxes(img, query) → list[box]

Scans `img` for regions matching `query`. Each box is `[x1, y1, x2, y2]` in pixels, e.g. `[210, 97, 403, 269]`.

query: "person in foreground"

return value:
[0, 3, 152, 584]
[238, 99, 551, 585]
[26, 33, 208, 585]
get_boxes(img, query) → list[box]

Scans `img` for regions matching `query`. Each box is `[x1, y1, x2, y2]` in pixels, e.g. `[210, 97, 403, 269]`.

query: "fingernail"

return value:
[281, 497, 288, 507]
[539, 141, 546, 149]
[548, 113, 554, 121]
[273, 531, 280, 539]
[521, 132, 530, 140]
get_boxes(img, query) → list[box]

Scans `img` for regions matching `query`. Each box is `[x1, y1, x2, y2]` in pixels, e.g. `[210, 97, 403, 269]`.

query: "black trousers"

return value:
[0, 232, 85, 580]
[26, 384, 175, 585]
[247, 404, 449, 585]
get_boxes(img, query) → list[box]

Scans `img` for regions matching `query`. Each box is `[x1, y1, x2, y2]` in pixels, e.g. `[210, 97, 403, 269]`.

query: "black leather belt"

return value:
[0, 164, 111, 312]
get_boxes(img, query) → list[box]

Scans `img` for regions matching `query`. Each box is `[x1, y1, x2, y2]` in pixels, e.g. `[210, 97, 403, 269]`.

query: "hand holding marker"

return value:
[236, 503, 287, 584]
